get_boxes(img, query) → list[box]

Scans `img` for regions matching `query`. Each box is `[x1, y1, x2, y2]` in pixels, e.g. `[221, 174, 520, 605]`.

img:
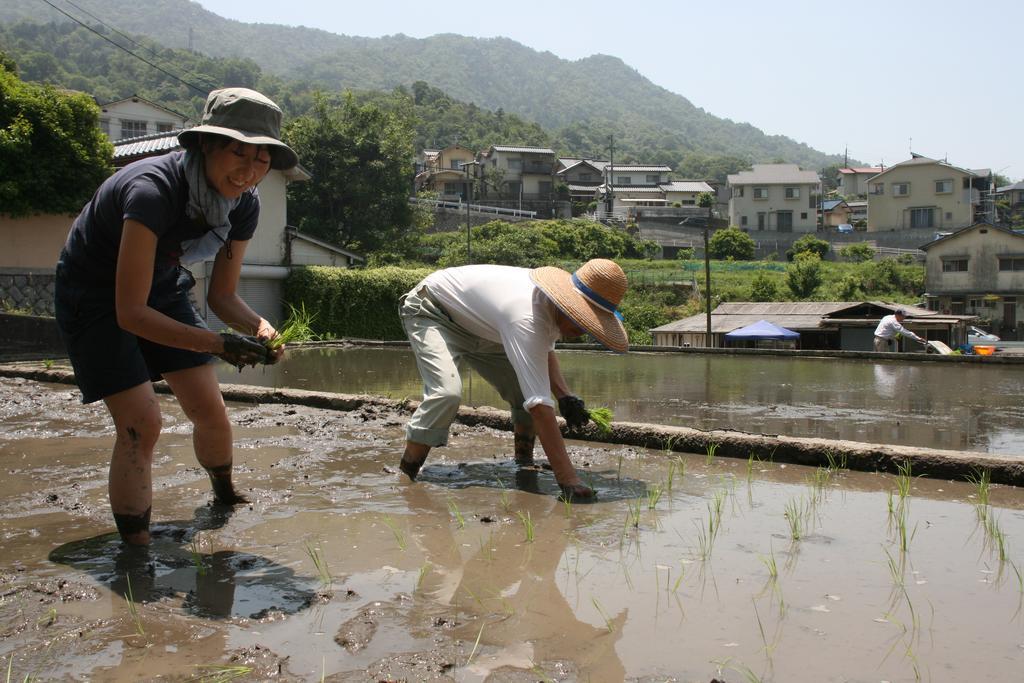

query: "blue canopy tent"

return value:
[724, 320, 800, 348]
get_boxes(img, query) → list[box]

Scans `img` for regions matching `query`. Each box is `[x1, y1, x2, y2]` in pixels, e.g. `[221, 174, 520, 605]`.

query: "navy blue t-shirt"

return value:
[61, 151, 260, 296]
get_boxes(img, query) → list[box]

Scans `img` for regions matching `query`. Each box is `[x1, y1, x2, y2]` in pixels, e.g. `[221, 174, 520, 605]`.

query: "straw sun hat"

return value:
[530, 259, 629, 353]
[178, 87, 298, 170]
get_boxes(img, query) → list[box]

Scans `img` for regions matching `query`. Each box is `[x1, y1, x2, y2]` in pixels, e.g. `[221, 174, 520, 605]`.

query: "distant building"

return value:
[556, 158, 608, 204]
[822, 198, 853, 227]
[866, 155, 990, 232]
[837, 166, 884, 197]
[414, 144, 477, 199]
[727, 164, 821, 233]
[478, 145, 556, 200]
[920, 222, 1024, 339]
[97, 95, 191, 142]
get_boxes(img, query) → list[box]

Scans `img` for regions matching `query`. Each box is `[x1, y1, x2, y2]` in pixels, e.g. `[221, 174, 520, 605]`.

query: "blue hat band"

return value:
[571, 273, 624, 322]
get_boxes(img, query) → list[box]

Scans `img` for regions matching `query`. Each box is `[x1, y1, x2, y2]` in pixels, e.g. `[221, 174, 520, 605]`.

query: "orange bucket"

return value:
[974, 345, 995, 356]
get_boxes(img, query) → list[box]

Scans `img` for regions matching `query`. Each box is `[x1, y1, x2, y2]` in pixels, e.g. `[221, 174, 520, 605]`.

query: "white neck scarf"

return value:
[179, 149, 242, 264]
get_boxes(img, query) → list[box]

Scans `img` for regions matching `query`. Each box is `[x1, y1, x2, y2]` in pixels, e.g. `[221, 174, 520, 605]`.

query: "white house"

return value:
[727, 164, 821, 232]
[98, 95, 191, 141]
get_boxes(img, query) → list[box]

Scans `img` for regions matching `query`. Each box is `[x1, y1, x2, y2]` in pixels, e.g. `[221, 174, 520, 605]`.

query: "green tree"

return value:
[708, 227, 755, 260]
[839, 242, 875, 263]
[284, 91, 416, 254]
[786, 234, 830, 261]
[0, 63, 113, 217]
[786, 252, 823, 298]
[749, 272, 780, 301]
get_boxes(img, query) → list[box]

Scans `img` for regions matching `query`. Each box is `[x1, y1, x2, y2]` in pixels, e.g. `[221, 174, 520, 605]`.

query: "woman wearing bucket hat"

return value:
[397, 258, 629, 499]
[54, 87, 299, 545]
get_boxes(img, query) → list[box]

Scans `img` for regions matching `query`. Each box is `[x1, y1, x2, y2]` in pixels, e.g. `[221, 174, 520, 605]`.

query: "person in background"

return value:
[873, 308, 927, 352]
[397, 259, 629, 499]
[54, 88, 299, 545]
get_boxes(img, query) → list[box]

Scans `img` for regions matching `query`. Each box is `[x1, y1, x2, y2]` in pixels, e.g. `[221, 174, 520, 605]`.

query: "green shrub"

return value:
[839, 242, 874, 263]
[284, 266, 431, 340]
[708, 227, 755, 260]
[785, 252, 823, 298]
[786, 234, 830, 261]
[749, 272, 780, 301]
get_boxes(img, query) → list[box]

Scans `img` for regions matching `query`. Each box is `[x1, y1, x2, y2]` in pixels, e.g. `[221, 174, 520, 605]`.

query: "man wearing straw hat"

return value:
[397, 259, 629, 499]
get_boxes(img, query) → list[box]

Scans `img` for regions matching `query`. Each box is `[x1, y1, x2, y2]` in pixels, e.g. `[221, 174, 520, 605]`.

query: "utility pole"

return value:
[704, 226, 711, 344]
[606, 135, 615, 217]
[463, 161, 476, 263]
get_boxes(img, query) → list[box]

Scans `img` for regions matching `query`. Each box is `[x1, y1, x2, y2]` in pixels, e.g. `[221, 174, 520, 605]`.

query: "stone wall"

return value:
[0, 270, 56, 316]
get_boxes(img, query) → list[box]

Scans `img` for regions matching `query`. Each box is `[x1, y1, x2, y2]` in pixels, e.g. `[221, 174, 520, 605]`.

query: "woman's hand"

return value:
[256, 318, 284, 364]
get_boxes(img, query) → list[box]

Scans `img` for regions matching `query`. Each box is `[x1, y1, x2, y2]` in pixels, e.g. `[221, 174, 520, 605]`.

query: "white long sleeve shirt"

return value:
[874, 314, 923, 342]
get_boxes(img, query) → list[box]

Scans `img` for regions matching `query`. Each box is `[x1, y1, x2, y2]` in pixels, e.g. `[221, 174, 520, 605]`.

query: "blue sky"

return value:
[198, 0, 1021, 180]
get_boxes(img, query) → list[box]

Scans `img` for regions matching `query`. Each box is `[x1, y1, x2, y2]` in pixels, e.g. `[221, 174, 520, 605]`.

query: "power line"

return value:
[60, 0, 220, 92]
[38, 0, 210, 96]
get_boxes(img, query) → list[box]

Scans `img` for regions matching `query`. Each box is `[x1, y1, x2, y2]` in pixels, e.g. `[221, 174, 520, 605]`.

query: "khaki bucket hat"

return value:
[178, 87, 298, 170]
[530, 259, 629, 353]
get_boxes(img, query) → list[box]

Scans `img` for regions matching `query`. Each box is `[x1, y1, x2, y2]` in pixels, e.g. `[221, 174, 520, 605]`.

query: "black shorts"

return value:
[54, 264, 214, 404]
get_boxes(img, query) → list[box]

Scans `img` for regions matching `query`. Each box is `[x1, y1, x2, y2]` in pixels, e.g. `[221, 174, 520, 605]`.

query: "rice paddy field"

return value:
[1, 374, 1022, 682]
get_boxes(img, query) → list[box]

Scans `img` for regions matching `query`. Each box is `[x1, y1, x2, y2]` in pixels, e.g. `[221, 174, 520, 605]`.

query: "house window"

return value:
[753, 187, 768, 200]
[942, 258, 968, 272]
[785, 187, 800, 199]
[951, 299, 966, 315]
[156, 122, 173, 133]
[617, 177, 631, 184]
[999, 257, 1024, 271]
[450, 160, 463, 169]
[646, 174, 661, 183]
[507, 158, 522, 171]
[741, 216, 748, 226]
[800, 212, 808, 219]
[579, 172, 593, 181]
[734, 186, 745, 198]
[98, 118, 110, 136]
[776, 211, 793, 232]
[119, 119, 147, 139]
[870, 183, 884, 195]
[910, 208, 934, 228]
[892, 182, 910, 197]
[757, 213, 766, 230]
[935, 179, 953, 194]
[443, 182, 461, 195]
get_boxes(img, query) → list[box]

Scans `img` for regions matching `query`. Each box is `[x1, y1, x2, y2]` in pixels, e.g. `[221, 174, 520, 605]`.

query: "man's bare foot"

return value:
[113, 507, 152, 545]
[399, 457, 425, 481]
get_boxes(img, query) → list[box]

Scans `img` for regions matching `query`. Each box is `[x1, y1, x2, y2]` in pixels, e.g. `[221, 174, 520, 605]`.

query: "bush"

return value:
[839, 242, 874, 263]
[786, 234, 830, 261]
[749, 272, 780, 301]
[284, 266, 431, 340]
[675, 247, 695, 260]
[785, 252, 823, 298]
[708, 227, 755, 260]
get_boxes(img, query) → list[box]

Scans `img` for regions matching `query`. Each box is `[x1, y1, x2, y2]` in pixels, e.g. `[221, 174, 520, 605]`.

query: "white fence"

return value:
[410, 196, 537, 219]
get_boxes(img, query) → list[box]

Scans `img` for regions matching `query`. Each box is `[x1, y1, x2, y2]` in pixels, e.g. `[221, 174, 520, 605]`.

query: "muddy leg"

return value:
[163, 365, 247, 505]
[513, 423, 536, 466]
[104, 383, 162, 545]
[400, 441, 431, 481]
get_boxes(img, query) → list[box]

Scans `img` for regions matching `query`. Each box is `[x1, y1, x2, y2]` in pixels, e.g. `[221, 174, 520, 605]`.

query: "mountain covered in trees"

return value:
[1, 0, 847, 175]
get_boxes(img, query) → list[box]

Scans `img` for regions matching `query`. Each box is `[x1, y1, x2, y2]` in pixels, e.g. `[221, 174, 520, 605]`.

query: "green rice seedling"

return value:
[983, 513, 1009, 562]
[587, 407, 614, 435]
[266, 302, 316, 350]
[966, 468, 992, 522]
[304, 540, 332, 588]
[561, 493, 573, 517]
[895, 460, 913, 503]
[591, 597, 616, 633]
[517, 510, 535, 542]
[694, 516, 715, 561]
[746, 453, 757, 481]
[381, 515, 407, 551]
[895, 508, 917, 553]
[194, 664, 253, 682]
[626, 496, 643, 528]
[494, 477, 511, 511]
[466, 621, 486, 666]
[36, 607, 57, 629]
[416, 562, 431, 591]
[667, 456, 685, 491]
[448, 497, 466, 529]
[646, 484, 663, 510]
[123, 574, 144, 636]
[783, 497, 805, 541]
[189, 532, 206, 576]
[43, 359, 54, 369]
[530, 664, 556, 683]
[672, 561, 686, 593]
[759, 546, 779, 580]
[883, 545, 906, 589]
[709, 490, 726, 535]
[705, 441, 719, 465]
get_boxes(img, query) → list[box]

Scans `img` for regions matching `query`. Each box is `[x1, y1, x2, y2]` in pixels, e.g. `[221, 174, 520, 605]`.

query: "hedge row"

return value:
[283, 266, 431, 340]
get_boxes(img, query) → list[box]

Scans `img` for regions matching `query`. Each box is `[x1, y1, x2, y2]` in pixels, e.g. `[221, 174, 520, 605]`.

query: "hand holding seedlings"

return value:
[217, 332, 273, 369]
[558, 394, 590, 429]
[587, 407, 614, 435]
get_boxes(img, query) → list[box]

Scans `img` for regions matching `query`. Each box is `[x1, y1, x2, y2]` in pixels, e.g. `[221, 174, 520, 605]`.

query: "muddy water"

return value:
[218, 345, 1024, 455]
[2, 376, 1024, 682]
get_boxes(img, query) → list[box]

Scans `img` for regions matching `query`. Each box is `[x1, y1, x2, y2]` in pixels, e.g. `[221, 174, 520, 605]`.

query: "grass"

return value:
[517, 510, 535, 542]
[448, 497, 466, 529]
[495, 477, 511, 511]
[646, 484, 663, 510]
[704, 441, 719, 465]
[381, 515, 406, 551]
[466, 621, 486, 666]
[123, 574, 144, 636]
[194, 665, 253, 683]
[591, 597, 616, 633]
[266, 302, 317, 349]
[966, 468, 991, 521]
[304, 539, 332, 588]
[667, 456, 684, 491]
[626, 496, 643, 529]
[783, 497, 807, 541]
[587, 406, 614, 435]
[895, 459, 913, 503]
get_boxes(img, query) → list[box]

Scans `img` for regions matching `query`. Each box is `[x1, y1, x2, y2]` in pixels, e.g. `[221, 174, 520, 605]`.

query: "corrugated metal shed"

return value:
[113, 131, 181, 161]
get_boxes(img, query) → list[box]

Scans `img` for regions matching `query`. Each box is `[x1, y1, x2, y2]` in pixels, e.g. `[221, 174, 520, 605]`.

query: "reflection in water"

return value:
[49, 505, 317, 619]
[400, 483, 627, 680]
[219, 346, 1024, 455]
